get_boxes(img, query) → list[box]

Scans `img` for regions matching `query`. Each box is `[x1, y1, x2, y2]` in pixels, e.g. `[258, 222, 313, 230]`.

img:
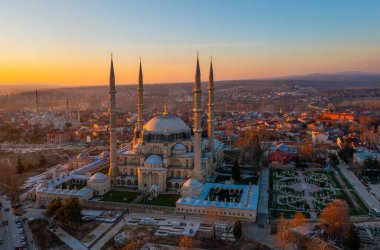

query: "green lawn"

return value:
[99, 167, 109, 174]
[99, 191, 140, 203]
[215, 175, 231, 183]
[237, 177, 258, 185]
[138, 194, 180, 207]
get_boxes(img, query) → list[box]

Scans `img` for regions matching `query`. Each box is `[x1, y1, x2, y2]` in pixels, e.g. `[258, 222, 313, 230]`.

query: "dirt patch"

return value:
[101, 225, 269, 250]
[60, 220, 101, 241]
[28, 219, 70, 250]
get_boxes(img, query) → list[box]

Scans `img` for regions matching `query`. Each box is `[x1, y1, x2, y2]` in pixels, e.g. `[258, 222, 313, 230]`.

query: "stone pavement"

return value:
[338, 163, 380, 211]
[50, 226, 88, 250]
[256, 168, 269, 225]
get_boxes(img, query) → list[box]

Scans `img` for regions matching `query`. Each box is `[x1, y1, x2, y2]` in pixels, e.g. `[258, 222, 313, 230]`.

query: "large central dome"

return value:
[144, 114, 190, 134]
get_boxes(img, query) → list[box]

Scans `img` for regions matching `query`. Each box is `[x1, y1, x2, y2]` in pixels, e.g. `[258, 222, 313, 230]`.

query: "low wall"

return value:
[81, 200, 176, 214]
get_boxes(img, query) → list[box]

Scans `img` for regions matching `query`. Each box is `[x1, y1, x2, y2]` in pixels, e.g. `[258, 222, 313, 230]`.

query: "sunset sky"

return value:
[1, 0, 380, 86]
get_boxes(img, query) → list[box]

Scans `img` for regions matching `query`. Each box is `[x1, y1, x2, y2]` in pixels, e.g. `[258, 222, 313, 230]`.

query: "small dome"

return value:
[182, 179, 203, 189]
[172, 143, 187, 155]
[100, 151, 110, 159]
[144, 155, 162, 165]
[90, 172, 106, 181]
[144, 114, 190, 134]
[77, 152, 90, 160]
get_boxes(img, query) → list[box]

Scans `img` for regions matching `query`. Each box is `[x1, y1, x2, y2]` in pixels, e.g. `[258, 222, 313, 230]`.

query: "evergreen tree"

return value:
[231, 160, 241, 182]
[233, 220, 242, 240]
[329, 153, 340, 167]
[16, 156, 24, 174]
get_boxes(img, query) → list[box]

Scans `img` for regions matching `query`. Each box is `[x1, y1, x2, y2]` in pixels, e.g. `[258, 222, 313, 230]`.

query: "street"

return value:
[0, 195, 36, 250]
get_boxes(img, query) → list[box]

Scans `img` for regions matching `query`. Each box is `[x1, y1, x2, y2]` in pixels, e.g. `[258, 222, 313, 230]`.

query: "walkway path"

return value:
[338, 163, 380, 211]
[256, 168, 269, 225]
[297, 171, 317, 219]
[50, 226, 88, 250]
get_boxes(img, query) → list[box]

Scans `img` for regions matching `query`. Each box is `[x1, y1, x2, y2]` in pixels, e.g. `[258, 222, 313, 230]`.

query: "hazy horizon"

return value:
[1, 0, 380, 86]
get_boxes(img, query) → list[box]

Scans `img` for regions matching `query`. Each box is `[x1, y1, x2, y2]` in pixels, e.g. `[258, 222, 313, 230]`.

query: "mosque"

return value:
[112, 57, 224, 192]
[34, 55, 258, 221]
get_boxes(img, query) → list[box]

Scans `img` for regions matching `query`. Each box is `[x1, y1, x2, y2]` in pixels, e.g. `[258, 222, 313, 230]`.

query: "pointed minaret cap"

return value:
[110, 53, 115, 78]
[209, 56, 214, 82]
[139, 56, 143, 84]
[195, 52, 201, 83]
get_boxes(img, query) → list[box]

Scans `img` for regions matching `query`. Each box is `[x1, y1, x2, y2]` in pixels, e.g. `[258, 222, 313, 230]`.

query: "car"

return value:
[4, 208, 9, 212]
[15, 216, 21, 223]
[16, 223, 22, 228]
[21, 241, 27, 248]
[20, 235, 25, 242]
[19, 228, 24, 234]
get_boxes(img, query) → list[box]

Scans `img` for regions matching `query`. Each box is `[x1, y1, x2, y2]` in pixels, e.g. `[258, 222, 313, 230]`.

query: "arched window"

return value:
[171, 159, 181, 167]
[150, 145, 163, 154]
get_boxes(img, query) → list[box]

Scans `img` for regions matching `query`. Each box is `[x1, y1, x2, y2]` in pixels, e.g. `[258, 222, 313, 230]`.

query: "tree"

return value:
[45, 199, 62, 217]
[329, 153, 340, 167]
[338, 145, 354, 164]
[291, 212, 307, 233]
[320, 199, 350, 243]
[39, 154, 47, 167]
[291, 212, 308, 244]
[178, 235, 193, 250]
[343, 224, 361, 250]
[16, 156, 24, 174]
[231, 160, 241, 182]
[233, 220, 242, 240]
[277, 214, 291, 250]
[56, 198, 82, 225]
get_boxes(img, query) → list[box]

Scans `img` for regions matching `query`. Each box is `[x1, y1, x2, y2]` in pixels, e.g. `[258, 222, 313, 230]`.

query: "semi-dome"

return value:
[144, 155, 163, 167]
[172, 143, 187, 155]
[144, 114, 190, 134]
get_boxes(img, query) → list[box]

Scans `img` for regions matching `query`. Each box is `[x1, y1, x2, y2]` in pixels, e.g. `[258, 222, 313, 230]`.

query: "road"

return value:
[0, 195, 37, 250]
[338, 163, 380, 211]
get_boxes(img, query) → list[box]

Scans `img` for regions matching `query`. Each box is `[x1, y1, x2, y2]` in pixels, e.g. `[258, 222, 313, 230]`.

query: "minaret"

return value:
[207, 58, 215, 158]
[77, 105, 81, 122]
[108, 54, 119, 182]
[66, 97, 69, 120]
[193, 54, 203, 181]
[35, 90, 38, 116]
[137, 58, 144, 130]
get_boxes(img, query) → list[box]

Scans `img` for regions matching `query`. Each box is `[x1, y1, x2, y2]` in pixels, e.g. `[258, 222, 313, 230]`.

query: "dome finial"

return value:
[163, 103, 168, 115]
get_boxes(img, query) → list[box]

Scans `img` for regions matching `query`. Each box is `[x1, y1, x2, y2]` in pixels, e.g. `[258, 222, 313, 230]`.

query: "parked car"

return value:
[19, 228, 24, 234]
[16, 223, 22, 228]
[21, 241, 27, 248]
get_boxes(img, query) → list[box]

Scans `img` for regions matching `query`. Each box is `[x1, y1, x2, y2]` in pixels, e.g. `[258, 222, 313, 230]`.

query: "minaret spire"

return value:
[208, 57, 215, 159]
[35, 90, 38, 116]
[66, 97, 69, 120]
[193, 53, 203, 181]
[108, 54, 119, 182]
[134, 57, 145, 146]
[137, 57, 144, 130]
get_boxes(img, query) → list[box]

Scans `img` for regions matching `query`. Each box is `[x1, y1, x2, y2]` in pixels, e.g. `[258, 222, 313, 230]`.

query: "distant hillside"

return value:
[270, 71, 380, 88]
